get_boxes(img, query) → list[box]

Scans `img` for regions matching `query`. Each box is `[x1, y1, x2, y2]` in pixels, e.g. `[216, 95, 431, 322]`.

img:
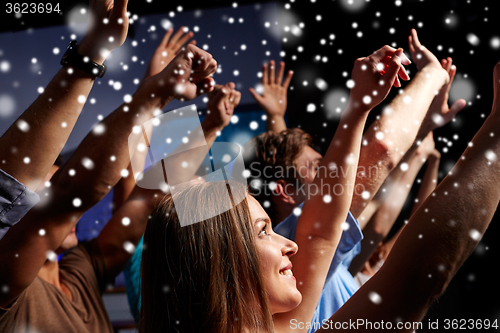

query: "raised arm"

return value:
[97, 82, 240, 276]
[0, 45, 216, 308]
[113, 27, 196, 211]
[0, 0, 128, 192]
[349, 132, 435, 275]
[350, 30, 463, 220]
[249, 60, 293, 133]
[322, 60, 500, 333]
[274, 47, 408, 332]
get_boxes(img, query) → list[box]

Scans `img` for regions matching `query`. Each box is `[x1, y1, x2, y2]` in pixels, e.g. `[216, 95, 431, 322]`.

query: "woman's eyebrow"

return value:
[254, 217, 271, 224]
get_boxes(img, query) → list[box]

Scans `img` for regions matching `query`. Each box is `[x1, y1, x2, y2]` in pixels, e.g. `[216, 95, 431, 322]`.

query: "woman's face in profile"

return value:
[246, 195, 302, 314]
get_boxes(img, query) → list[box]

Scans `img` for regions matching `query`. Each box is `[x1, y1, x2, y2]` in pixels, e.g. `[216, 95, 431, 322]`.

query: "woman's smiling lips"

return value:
[279, 263, 295, 280]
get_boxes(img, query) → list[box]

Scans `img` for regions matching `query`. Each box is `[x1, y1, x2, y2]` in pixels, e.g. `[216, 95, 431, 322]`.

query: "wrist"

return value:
[201, 118, 224, 137]
[428, 154, 440, 162]
[135, 77, 175, 110]
[77, 38, 107, 65]
[131, 89, 173, 114]
[345, 99, 372, 115]
[266, 114, 286, 125]
[420, 65, 449, 87]
[266, 114, 285, 121]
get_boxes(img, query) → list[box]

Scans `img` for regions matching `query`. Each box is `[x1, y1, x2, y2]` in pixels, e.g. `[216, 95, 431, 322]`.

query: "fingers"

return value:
[375, 48, 409, 85]
[269, 60, 276, 84]
[410, 29, 422, 50]
[397, 65, 410, 81]
[108, 0, 129, 24]
[440, 57, 456, 92]
[408, 34, 415, 54]
[197, 77, 215, 95]
[447, 99, 467, 120]
[208, 82, 240, 116]
[442, 57, 452, 73]
[110, 0, 128, 17]
[160, 28, 174, 47]
[394, 76, 401, 88]
[282, 70, 294, 90]
[371, 45, 398, 63]
[187, 45, 217, 80]
[262, 63, 268, 85]
[381, 49, 404, 91]
[175, 40, 197, 56]
[169, 26, 187, 46]
[372, 45, 411, 67]
[177, 30, 195, 48]
[447, 62, 457, 87]
[276, 61, 285, 86]
[231, 90, 242, 109]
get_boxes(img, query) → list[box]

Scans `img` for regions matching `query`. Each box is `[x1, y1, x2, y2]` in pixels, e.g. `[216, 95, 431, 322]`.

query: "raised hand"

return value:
[417, 57, 466, 137]
[144, 44, 217, 107]
[249, 60, 293, 119]
[408, 29, 443, 72]
[79, 0, 130, 64]
[348, 46, 411, 111]
[142, 27, 196, 83]
[205, 82, 241, 131]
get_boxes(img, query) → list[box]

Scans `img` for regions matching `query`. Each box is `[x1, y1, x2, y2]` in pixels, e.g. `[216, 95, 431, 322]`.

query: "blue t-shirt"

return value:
[0, 168, 40, 240]
[274, 202, 362, 332]
[123, 237, 143, 324]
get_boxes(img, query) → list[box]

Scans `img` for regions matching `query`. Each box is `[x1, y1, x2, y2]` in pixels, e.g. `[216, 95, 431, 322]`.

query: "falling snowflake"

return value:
[368, 291, 382, 304]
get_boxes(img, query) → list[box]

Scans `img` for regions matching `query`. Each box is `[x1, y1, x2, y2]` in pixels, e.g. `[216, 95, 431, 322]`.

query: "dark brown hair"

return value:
[139, 181, 274, 333]
[242, 128, 313, 222]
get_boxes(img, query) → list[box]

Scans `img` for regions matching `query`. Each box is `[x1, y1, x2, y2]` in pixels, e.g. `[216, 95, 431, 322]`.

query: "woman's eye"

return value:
[259, 227, 268, 237]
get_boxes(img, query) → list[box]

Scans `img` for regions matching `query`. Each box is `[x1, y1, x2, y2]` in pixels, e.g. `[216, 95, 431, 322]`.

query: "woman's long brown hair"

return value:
[139, 181, 274, 332]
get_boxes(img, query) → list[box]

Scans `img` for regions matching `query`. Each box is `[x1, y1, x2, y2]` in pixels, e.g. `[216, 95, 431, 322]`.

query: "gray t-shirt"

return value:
[0, 240, 115, 333]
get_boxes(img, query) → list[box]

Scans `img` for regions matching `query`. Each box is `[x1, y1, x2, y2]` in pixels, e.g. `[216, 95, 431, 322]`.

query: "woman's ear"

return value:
[274, 179, 296, 205]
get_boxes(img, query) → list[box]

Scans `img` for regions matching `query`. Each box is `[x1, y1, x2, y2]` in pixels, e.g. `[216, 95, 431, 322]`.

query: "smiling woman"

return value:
[140, 181, 275, 333]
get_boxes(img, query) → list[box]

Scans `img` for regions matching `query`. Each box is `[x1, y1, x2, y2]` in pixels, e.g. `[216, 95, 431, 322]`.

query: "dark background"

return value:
[1, 0, 499, 330]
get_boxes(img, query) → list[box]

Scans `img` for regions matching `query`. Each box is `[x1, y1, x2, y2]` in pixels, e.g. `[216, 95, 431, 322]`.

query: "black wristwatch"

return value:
[60, 40, 107, 78]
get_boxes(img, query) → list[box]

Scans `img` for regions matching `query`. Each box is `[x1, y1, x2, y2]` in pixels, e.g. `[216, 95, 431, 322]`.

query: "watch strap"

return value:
[60, 40, 107, 78]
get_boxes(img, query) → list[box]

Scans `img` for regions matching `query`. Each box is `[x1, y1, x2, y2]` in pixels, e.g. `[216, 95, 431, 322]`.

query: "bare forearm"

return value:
[369, 150, 426, 236]
[278, 105, 370, 328]
[331, 114, 500, 332]
[0, 67, 98, 191]
[299, 106, 369, 241]
[351, 66, 448, 218]
[356, 143, 419, 228]
[350, 150, 425, 274]
[411, 155, 440, 215]
[52, 85, 170, 210]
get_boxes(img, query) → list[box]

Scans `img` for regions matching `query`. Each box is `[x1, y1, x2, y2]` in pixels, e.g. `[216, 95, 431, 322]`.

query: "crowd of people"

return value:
[0, 0, 498, 332]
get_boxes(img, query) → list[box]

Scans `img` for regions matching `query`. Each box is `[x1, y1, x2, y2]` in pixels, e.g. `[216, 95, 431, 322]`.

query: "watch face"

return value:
[60, 41, 105, 78]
